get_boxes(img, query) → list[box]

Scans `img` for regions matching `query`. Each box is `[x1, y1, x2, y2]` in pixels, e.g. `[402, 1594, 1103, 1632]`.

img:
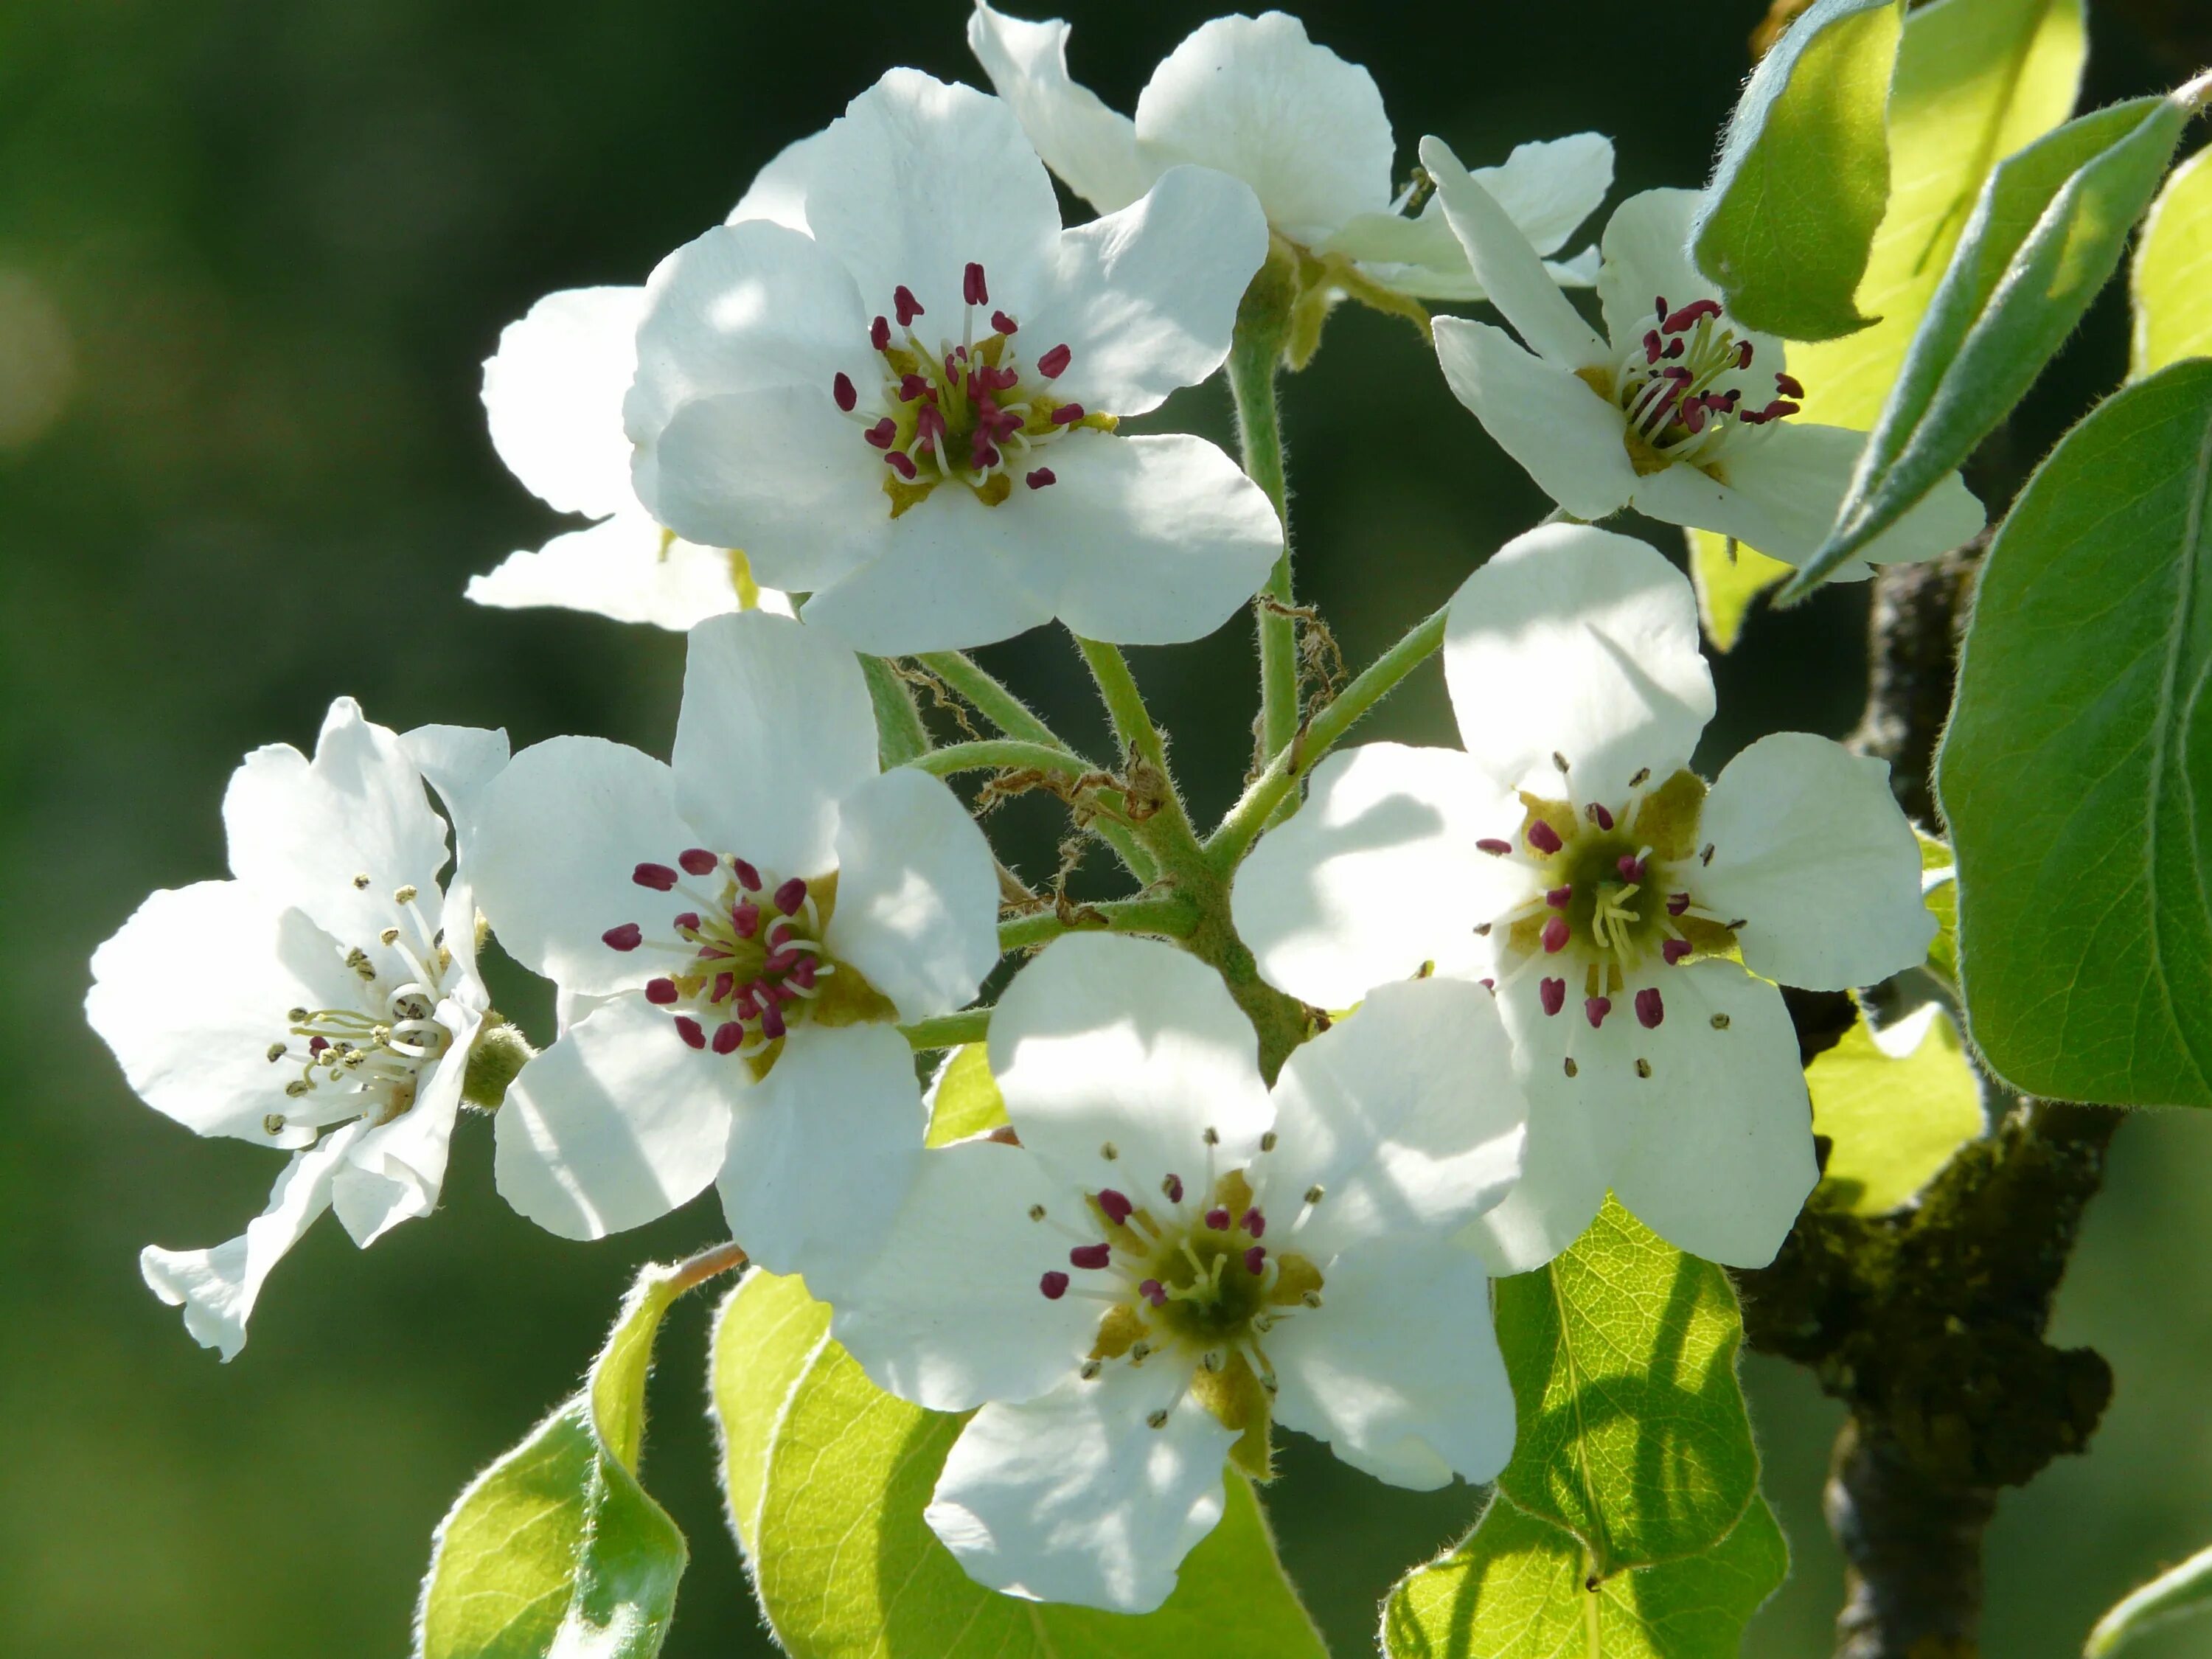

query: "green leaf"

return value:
[1692, 0, 1904, 343]
[1919, 830, 1961, 988]
[1491, 1200, 1762, 1576]
[417, 1262, 696, 1659]
[1935, 360, 2212, 1107]
[1381, 1494, 1788, 1659]
[712, 1268, 1330, 1659]
[1792, 0, 2087, 431]
[1690, 0, 2085, 648]
[2086, 1539, 2212, 1657]
[923, 1042, 1009, 1147]
[1782, 90, 2192, 597]
[2133, 143, 2212, 380]
[1810, 1008, 1985, 1216]
[1688, 531, 1796, 653]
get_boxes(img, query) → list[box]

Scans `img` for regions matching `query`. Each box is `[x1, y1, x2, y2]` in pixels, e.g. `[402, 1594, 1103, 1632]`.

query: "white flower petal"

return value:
[88, 880, 354, 1144]
[639, 384, 891, 587]
[823, 768, 1001, 1023]
[726, 129, 830, 231]
[1134, 13, 1392, 243]
[1460, 972, 1616, 1273]
[1594, 188, 1744, 361]
[626, 219, 871, 448]
[803, 69, 1061, 324]
[494, 994, 733, 1239]
[831, 1139, 1096, 1412]
[1472, 133, 1615, 259]
[140, 1121, 366, 1361]
[1444, 523, 1715, 798]
[469, 736, 691, 996]
[467, 513, 777, 632]
[1032, 164, 1267, 418]
[1233, 742, 1523, 1009]
[329, 1034, 471, 1248]
[1265, 977, 1526, 1255]
[1004, 433, 1282, 647]
[671, 611, 877, 878]
[1431, 318, 1637, 526]
[1267, 1232, 1514, 1487]
[927, 1369, 1237, 1614]
[717, 1023, 924, 1284]
[1421, 136, 1608, 369]
[967, 2, 1152, 214]
[1699, 732, 1935, 990]
[1697, 421, 1983, 570]
[481, 286, 647, 521]
[990, 934, 1273, 1194]
[222, 698, 452, 950]
[788, 488, 1054, 656]
[400, 723, 509, 860]
[1603, 962, 1818, 1267]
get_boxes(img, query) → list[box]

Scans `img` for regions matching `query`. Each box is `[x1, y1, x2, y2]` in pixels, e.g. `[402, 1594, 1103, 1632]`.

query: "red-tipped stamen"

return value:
[1069, 1242, 1112, 1270]
[1528, 821, 1563, 855]
[1040, 1270, 1070, 1299]
[1635, 987, 1665, 1028]
[1542, 916, 1571, 954]
[633, 862, 678, 891]
[602, 922, 643, 951]
[1540, 977, 1567, 1017]
[1586, 995, 1613, 1029]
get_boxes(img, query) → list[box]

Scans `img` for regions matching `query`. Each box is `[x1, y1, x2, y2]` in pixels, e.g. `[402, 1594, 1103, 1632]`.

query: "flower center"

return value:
[832, 260, 1116, 517]
[604, 849, 894, 1078]
[1032, 1150, 1326, 1476]
[265, 878, 456, 1137]
[1475, 764, 1742, 1051]
[1594, 295, 1806, 476]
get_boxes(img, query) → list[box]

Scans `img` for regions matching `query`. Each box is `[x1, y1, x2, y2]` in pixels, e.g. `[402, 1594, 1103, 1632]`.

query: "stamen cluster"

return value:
[1612, 295, 1805, 468]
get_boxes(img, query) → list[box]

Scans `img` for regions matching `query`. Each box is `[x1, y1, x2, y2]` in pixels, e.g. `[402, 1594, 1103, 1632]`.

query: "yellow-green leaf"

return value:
[1810, 1007, 1985, 1216]
[923, 1043, 1009, 1147]
[416, 1260, 695, 1659]
[2132, 143, 2212, 380]
[1688, 530, 1796, 653]
[1382, 1495, 1788, 1659]
[1919, 829, 1959, 987]
[712, 1268, 1330, 1659]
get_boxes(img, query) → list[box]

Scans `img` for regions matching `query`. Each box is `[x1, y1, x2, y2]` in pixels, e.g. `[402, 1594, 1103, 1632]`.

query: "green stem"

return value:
[908, 739, 1098, 782]
[1228, 313, 1298, 770]
[914, 650, 1071, 752]
[1208, 599, 1451, 870]
[900, 1008, 992, 1052]
[998, 892, 1202, 954]
[860, 655, 931, 768]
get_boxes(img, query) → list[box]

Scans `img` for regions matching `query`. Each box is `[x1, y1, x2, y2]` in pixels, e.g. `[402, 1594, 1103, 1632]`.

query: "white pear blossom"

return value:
[1424, 144, 1984, 577]
[469, 285, 793, 630]
[467, 610, 998, 1283]
[623, 69, 1284, 655]
[828, 934, 1527, 1613]
[969, 4, 1613, 307]
[86, 701, 508, 1359]
[1233, 525, 1935, 1271]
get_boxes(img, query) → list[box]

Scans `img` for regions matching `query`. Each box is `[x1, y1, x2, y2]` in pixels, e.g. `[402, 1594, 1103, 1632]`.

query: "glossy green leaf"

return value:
[1810, 1008, 1985, 1216]
[712, 1268, 1330, 1659]
[1793, 0, 2087, 431]
[1691, 0, 2084, 647]
[2133, 144, 2212, 379]
[1783, 91, 2192, 597]
[1937, 360, 2212, 1106]
[923, 1043, 1009, 1147]
[1491, 1200, 1761, 1576]
[416, 1261, 694, 1659]
[1381, 1493, 1788, 1659]
[2086, 1539, 2212, 1656]
[1692, 0, 1904, 341]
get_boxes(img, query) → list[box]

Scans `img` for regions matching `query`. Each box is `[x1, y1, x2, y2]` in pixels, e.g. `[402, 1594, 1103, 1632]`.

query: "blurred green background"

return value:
[7, 1, 2212, 1655]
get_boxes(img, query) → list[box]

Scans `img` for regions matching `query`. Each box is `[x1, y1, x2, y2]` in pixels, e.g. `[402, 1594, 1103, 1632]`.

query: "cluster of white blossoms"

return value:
[86, 3, 1969, 1616]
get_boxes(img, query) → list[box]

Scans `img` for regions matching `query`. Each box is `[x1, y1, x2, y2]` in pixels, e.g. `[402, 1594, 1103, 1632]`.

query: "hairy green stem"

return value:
[1209, 598, 1451, 870]
[998, 892, 1201, 954]
[899, 1007, 992, 1051]
[860, 655, 931, 768]
[914, 650, 1071, 752]
[908, 738, 1099, 782]
[1229, 298, 1299, 771]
